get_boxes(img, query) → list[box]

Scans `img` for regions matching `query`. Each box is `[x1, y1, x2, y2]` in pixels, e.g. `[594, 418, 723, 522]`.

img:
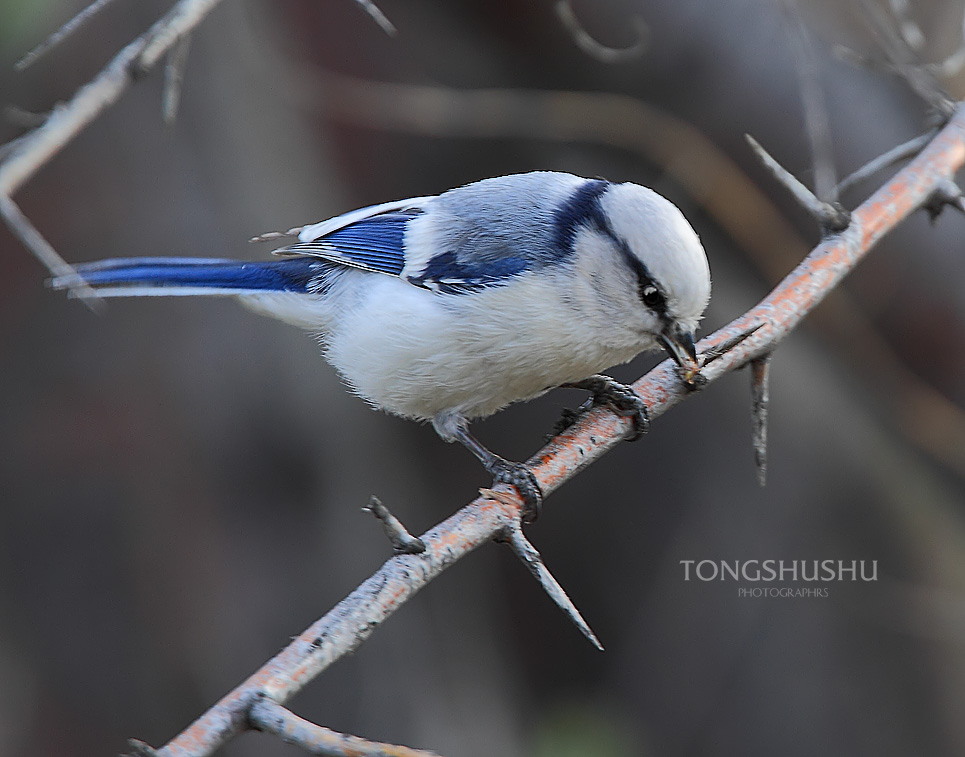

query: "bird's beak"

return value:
[657, 323, 698, 372]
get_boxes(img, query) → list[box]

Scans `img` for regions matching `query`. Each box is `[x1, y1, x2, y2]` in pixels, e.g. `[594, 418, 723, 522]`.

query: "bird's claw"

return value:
[595, 382, 650, 441]
[565, 375, 650, 441]
[489, 459, 543, 524]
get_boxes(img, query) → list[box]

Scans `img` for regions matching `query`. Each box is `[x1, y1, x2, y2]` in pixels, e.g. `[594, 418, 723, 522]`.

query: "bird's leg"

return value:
[562, 374, 650, 441]
[448, 425, 543, 524]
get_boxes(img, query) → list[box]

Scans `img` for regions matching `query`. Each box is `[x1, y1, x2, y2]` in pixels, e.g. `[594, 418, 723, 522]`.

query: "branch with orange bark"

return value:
[146, 103, 965, 757]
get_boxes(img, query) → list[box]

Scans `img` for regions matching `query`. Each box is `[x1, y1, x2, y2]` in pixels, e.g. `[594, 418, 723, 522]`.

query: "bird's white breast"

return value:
[320, 270, 651, 422]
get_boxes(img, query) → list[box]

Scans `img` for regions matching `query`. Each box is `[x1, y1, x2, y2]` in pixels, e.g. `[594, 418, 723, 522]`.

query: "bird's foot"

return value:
[564, 375, 650, 441]
[488, 457, 543, 524]
[445, 420, 544, 524]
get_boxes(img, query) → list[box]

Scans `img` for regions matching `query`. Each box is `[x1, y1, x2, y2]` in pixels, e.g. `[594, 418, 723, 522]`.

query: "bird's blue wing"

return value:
[291, 211, 414, 276]
[274, 200, 429, 278]
[275, 173, 599, 293]
[276, 205, 533, 294]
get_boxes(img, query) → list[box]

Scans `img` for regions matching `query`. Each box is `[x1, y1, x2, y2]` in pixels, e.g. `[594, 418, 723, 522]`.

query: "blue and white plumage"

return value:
[54, 171, 711, 518]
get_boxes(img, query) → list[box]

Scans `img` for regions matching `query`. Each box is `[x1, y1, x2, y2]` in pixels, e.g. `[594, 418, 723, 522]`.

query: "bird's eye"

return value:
[640, 284, 664, 309]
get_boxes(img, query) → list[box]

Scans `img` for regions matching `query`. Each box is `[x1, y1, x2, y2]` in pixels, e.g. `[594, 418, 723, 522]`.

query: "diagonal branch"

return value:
[15, 0, 123, 71]
[0, 0, 225, 200]
[154, 103, 965, 757]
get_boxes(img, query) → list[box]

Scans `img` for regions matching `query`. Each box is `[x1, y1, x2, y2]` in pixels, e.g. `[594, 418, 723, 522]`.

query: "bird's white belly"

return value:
[323, 273, 648, 422]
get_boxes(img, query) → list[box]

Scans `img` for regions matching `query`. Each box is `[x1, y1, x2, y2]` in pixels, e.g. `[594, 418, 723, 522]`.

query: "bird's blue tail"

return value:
[51, 257, 323, 297]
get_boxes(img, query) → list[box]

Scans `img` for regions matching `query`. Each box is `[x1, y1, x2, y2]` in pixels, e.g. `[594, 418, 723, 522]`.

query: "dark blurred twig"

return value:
[554, 0, 648, 63]
[887, 0, 925, 51]
[162, 34, 192, 125]
[931, 7, 965, 78]
[783, 0, 838, 203]
[14, 0, 122, 71]
[854, 0, 955, 115]
[353, 0, 397, 36]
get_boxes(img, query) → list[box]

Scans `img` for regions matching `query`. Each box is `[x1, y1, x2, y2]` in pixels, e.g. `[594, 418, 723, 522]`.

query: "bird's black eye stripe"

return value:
[554, 180, 669, 316]
[616, 239, 668, 316]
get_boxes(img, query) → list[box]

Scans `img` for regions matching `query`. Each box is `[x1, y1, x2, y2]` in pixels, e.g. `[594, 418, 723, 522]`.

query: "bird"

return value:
[53, 171, 711, 522]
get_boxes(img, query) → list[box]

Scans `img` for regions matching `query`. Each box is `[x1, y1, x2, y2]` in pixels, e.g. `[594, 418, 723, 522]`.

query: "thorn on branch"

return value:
[554, 0, 648, 63]
[750, 354, 772, 487]
[835, 130, 935, 195]
[698, 323, 765, 369]
[249, 697, 441, 757]
[363, 496, 426, 554]
[923, 178, 965, 223]
[499, 517, 603, 651]
[745, 134, 851, 233]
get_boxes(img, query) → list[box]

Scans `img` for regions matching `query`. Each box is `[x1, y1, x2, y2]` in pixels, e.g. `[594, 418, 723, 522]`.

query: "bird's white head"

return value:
[563, 179, 711, 371]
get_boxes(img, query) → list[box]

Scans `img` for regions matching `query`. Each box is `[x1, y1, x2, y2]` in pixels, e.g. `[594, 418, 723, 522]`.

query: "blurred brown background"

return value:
[2, 1, 965, 755]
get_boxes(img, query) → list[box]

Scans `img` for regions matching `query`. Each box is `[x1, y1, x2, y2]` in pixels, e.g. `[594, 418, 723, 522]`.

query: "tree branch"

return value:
[0, 0, 225, 200]
[0, 0, 225, 299]
[153, 102, 965, 757]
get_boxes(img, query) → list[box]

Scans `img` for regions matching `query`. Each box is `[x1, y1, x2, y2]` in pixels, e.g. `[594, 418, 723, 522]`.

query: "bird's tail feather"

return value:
[51, 257, 323, 298]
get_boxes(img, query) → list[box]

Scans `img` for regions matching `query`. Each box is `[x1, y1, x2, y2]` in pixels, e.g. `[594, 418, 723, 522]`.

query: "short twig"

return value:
[363, 496, 426, 555]
[836, 130, 935, 195]
[162, 34, 192, 125]
[745, 134, 851, 232]
[15, 0, 122, 71]
[353, 0, 397, 37]
[554, 0, 648, 63]
[494, 500, 603, 651]
[750, 355, 772, 487]
[249, 697, 441, 757]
